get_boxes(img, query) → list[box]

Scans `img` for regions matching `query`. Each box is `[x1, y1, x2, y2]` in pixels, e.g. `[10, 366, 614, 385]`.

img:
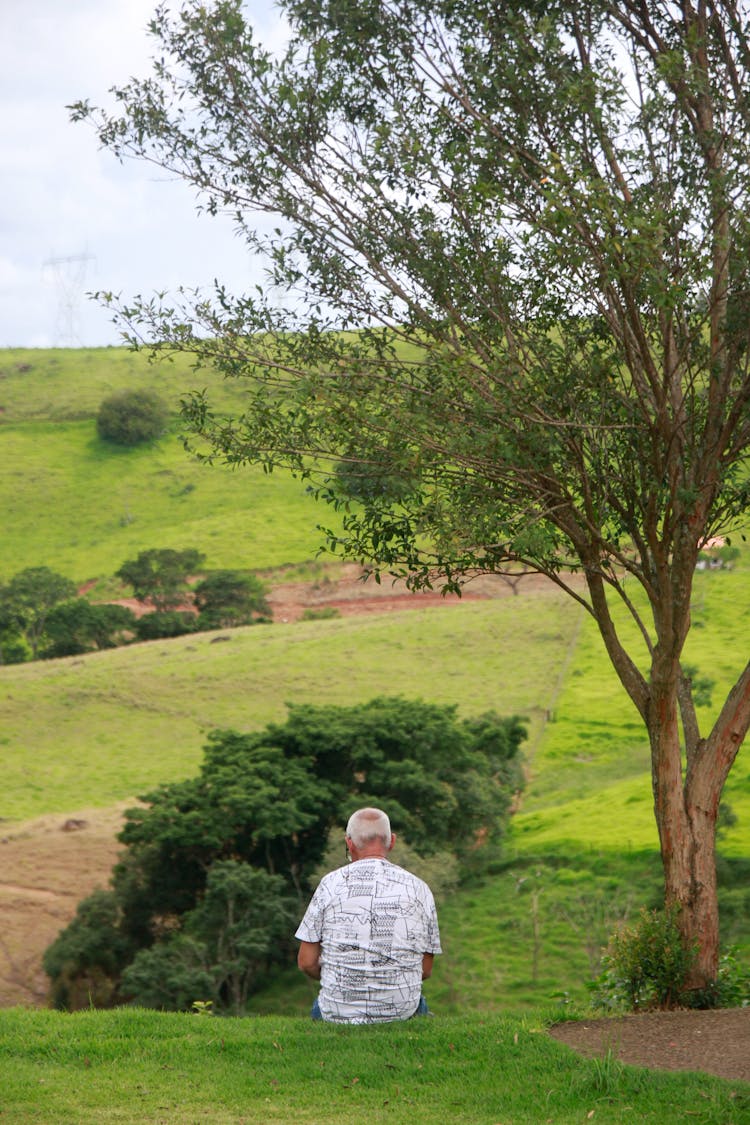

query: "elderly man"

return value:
[295, 806, 441, 1023]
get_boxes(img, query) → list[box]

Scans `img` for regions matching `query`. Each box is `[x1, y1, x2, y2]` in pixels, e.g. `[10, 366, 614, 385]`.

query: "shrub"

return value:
[683, 947, 750, 1009]
[592, 905, 698, 1011]
[42, 600, 136, 657]
[43, 889, 134, 1010]
[135, 611, 198, 640]
[96, 389, 169, 446]
[0, 635, 30, 664]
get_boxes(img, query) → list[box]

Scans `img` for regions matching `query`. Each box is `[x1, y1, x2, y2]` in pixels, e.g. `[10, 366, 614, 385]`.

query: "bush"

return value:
[43, 600, 136, 657]
[683, 947, 750, 1009]
[193, 570, 271, 628]
[135, 611, 198, 640]
[96, 389, 169, 446]
[0, 635, 30, 664]
[300, 607, 341, 621]
[43, 889, 134, 1010]
[592, 905, 698, 1011]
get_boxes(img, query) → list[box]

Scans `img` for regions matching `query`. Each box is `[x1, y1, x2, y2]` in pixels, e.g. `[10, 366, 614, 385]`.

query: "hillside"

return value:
[0, 346, 748, 1018]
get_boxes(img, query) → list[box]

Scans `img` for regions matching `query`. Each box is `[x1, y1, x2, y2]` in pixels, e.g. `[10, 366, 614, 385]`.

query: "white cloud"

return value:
[0, 0, 287, 347]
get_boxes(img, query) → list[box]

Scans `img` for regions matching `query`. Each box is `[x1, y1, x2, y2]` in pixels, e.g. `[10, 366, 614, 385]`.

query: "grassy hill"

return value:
[1, 345, 749, 1021]
[0, 348, 334, 581]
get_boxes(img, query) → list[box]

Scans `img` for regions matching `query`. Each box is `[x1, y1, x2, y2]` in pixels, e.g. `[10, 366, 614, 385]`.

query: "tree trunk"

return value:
[649, 687, 720, 990]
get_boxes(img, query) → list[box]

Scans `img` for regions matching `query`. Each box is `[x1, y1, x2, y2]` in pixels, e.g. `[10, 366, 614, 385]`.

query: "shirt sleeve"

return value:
[425, 891, 442, 954]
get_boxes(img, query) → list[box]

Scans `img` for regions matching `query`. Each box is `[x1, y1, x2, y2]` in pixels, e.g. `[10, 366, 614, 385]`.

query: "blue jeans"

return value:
[311, 995, 431, 1020]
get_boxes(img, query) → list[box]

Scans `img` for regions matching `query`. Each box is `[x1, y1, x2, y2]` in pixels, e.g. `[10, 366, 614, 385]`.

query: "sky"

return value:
[1, 0, 287, 348]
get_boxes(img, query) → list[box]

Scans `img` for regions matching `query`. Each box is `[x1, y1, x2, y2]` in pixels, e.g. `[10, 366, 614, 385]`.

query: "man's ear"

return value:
[388, 832, 396, 851]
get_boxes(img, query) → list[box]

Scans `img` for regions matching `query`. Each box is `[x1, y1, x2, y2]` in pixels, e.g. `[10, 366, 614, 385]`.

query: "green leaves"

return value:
[116, 548, 205, 611]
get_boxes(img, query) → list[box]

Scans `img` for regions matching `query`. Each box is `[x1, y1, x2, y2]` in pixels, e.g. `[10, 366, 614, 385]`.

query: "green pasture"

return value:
[0, 594, 580, 821]
[515, 563, 750, 859]
[0, 421, 330, 580]
[0, 347, 249, 422]
[0, 1008, 746, 1125]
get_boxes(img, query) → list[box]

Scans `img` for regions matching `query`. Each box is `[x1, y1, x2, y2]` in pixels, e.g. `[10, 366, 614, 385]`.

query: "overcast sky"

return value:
[1, 0, 287, 348]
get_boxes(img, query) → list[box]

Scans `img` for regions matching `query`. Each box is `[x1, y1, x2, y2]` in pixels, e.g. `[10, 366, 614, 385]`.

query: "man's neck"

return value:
[350, 847, 390, 862]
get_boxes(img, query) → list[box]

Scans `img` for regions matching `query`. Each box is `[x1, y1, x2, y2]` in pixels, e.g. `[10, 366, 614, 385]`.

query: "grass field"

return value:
[0, 1008, 746, 1125]
[1, 592, 581, 821]
[0, 420, 332, 580]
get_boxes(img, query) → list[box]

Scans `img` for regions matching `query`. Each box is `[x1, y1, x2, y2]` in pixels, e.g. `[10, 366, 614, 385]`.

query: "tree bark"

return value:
[651, 712, 720, 989]
[648, 663, 750, 988]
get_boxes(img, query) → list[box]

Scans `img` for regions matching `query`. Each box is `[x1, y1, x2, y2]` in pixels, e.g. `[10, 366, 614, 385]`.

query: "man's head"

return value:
[345, 807, 395, 859]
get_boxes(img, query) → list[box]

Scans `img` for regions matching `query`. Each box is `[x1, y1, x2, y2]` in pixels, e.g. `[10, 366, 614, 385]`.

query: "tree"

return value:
[193, 570, 271, 628]
[134, 610, 198, 640]
[96, 388, 169, 446]
[116, 548, 205, 611]
[0, 567, 77, 658]
[44, 698, 525, 1010]
[73, 0, 750, 989]
[42, 889, 134, 1010]
[43, 599, 136, 658]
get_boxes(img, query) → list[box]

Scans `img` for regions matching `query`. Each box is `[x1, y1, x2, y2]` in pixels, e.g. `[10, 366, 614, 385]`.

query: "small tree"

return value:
[193, 570, 271, 628]
[96, 388, 169, 446]
[0, 567, 77, 659]
[116, 548, 205, 611]
[187, 862, 292, 1014]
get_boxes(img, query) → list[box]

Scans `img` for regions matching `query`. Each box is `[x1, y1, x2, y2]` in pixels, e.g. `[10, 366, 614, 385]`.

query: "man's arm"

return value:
[421, 953, 434, 980]
[298, 940, 322, 980]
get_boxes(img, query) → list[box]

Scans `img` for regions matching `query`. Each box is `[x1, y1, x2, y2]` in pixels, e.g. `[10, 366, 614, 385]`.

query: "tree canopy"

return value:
[0, 567, 77, 659]
[116, 548, 205, 611]
[73, 0, 750, 987]
[96, 388, 169, 446]
[193, 569, 271, 627]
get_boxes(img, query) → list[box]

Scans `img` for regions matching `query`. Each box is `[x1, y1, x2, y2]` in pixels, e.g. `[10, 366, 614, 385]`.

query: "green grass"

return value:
[0, 347, 249, 422]
[0, 420, 332, 580]
[0, 1008, 746, 1124]
[0, 594, 581, 821]
[516, 561, 750, 858]
[1, 345, 749, 1057]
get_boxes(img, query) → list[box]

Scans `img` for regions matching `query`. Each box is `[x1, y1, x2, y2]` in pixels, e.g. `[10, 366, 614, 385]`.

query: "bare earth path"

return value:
[549, 1008, 750, 1085]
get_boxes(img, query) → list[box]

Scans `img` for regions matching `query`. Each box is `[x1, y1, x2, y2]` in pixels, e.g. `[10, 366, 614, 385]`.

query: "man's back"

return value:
[296, 856, 441, 1023]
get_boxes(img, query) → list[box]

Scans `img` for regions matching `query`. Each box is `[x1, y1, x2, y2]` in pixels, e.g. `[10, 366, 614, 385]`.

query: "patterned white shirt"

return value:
[295, 857, 442, 1023]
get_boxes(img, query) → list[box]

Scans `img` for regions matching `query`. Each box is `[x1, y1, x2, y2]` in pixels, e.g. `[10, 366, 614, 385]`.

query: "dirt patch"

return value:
[549, 1008, 750, 1084]
[266, 563, 566, 622]
[0, 804, 131, 1007]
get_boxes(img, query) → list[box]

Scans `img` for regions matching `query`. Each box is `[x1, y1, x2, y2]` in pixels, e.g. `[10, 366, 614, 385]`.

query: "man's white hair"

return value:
[346, 807, 391, 848]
